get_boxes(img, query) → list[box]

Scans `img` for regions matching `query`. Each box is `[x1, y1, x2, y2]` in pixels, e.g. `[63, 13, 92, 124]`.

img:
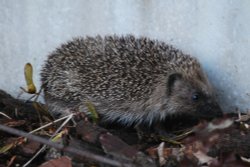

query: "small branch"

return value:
[0, 112, 12, 119]
[23, 114, 74, 167]
[0, 124, 132, 167]
[29, 114, 74, 134]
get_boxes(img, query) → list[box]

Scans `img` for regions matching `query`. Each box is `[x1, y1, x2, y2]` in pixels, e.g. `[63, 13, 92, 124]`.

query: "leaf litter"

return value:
[0, 63, 250, 166]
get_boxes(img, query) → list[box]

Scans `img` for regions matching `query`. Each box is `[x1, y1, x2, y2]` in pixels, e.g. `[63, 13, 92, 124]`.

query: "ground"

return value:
[0, 90, 250, 167]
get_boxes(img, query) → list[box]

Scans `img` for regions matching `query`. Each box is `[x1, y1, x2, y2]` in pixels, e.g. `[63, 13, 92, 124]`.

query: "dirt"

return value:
[0, 89, 250, 167]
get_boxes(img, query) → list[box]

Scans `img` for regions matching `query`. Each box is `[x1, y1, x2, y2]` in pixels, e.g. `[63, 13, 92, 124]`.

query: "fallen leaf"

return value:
[51, 129, 68, 142]
[7, 155, 16, 167]
[193, 150, 214, 165]
[3, 120, 26, 127]
[0, 143, 14, 154]
[99, 133, 138, 159]
[240, 156, 250, 163]
[0, 137, 26, 154]
[85, 101, 99, 123]
[157, 142, 166, 166]
[24, 63, 36, 94]
[19, 140, 41, 156]
[207, 119, 233, 132]
[39, 156, 72, 167]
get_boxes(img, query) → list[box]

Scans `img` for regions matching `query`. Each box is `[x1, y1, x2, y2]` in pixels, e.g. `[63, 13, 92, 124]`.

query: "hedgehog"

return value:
[41, 35, 222, 126]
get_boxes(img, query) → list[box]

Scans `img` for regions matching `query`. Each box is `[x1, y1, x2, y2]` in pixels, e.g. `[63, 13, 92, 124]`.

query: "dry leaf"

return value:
[157, 142, 166, 166]
[39, 156, 72, 167]
[24, 63, 37, 94]
[85, 101, 99, 123]
[193, 150, 214, 165]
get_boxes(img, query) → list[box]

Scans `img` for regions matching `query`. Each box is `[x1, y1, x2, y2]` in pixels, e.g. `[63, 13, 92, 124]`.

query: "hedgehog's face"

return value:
[166, 73, 223, 120]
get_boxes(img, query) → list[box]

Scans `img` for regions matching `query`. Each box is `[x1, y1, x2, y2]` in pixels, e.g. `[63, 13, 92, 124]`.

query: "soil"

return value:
[0, 89, 250, 167]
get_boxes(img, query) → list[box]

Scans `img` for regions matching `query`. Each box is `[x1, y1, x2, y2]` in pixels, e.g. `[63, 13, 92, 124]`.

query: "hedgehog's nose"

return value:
[197, 101, 223, 119]
[213, 104, 223, 118]
[207, 102, 223, 118]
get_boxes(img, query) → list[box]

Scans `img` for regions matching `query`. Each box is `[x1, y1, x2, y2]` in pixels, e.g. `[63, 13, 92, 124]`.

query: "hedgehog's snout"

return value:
[196, 100, 223, 120]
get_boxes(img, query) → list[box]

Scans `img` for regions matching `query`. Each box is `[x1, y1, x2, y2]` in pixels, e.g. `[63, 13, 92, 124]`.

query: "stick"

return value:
[0, 124, 132, 167]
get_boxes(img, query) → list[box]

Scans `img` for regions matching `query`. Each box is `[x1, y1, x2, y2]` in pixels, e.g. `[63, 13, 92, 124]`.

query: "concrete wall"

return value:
[0, 0, 250, 112]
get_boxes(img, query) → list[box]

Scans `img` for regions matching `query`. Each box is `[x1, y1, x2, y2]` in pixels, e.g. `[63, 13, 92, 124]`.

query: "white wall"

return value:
[0, 0, 250, 112]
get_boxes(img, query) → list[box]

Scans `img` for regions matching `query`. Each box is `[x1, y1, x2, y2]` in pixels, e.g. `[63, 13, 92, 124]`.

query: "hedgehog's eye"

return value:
[192, 93, 200, 101]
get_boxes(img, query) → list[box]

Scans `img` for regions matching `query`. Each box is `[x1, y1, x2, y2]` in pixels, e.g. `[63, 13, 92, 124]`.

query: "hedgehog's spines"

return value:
[41, 35, 221, 124]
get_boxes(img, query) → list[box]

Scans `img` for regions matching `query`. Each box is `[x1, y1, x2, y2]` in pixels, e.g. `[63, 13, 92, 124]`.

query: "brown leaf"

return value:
[193, 150, 214, 165]
[39, 156, 72, 167]
[99, 133, 138, 159]
[146, 144, 173, 159]
[6, 155, 16, 167]
[0, 137, 26, 154]
[3, 120, 26, 127]
[19, 140, 41, 156]
[76, 120, 106, 143]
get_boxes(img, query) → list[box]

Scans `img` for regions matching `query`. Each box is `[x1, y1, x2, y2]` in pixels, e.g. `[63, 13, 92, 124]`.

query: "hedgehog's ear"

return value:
[167, 73, 182, 95]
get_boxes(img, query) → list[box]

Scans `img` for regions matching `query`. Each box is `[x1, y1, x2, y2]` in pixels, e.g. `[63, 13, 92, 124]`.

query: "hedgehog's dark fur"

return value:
[41, 35, 222, 125]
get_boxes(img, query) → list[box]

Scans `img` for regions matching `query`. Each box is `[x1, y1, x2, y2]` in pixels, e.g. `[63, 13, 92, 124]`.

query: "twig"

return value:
[0, 124, 132, 167]
[7, 155, 16, 167]
[33, 87, 43, 102]
[0, 112, 12, 119]
[23, 114, 74, 167]
[171, 129, 194, 141]
[18, 86, 43, 102]
[29, 114, 75, 134]
[160, 136, 182, 146]
[31, 88, 44, 127]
